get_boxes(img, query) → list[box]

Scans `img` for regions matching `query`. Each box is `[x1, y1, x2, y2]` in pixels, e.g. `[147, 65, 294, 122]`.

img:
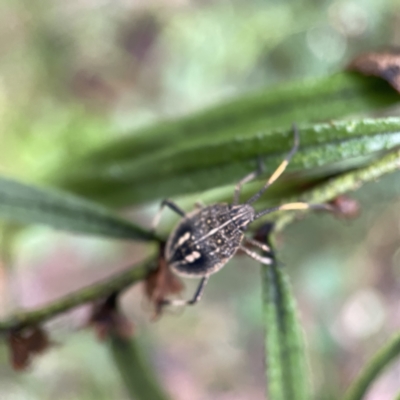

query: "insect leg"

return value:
[239, 245, 273, 265]
[152, 199, 186, 233]
[246, 124, 299, 205]
[233, 159, 264, 205]
[186, 276, 209, 305]
[162, 276, 210, 307]
[243, 236, 271, 253]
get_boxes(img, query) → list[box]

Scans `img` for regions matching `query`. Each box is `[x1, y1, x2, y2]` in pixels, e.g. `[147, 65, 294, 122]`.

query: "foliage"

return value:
[1, 66, 400, 399]
[2, 1, 400, 399]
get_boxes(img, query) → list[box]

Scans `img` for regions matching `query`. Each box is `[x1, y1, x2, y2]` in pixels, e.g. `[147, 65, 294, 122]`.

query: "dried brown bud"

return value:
[329, 195, 360, 219]
[144, 242, 184, 318]
[89, 293, 133, 341]
[8, 325, 51, 371]
[348, 50, 400, 92]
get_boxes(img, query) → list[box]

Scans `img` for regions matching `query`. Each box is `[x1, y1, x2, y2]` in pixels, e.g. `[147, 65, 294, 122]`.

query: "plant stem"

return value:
[273, 148, 400, 232]
[343, 332, 400, 400]
[0, 256, 156, 332]
[109, 335, 171, 400]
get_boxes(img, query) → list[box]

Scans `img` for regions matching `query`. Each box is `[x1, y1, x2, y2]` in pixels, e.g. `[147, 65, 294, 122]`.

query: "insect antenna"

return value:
[254, 202, 333, 220]
[246, 125, 299, 205]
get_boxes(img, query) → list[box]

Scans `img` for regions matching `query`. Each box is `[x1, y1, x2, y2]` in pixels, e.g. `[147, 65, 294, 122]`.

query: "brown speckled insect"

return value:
[152, 126, 330, 307]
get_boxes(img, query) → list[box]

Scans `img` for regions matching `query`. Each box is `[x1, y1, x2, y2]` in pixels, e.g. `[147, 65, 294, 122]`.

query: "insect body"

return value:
[166, 204, 254, 277]
[153, 126, 330, 307]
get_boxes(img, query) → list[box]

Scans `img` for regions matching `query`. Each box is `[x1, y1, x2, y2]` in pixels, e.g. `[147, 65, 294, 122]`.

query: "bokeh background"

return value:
[1, 0, 400, 399]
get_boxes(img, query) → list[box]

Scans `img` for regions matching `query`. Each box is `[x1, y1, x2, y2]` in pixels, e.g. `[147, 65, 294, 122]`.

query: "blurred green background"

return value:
[1, 0, 400, 399]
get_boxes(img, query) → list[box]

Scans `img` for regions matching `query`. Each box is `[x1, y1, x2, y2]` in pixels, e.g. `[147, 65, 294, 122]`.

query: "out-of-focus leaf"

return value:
[79, 73, 399, 165]
[343, 332, 400, 400]
[109, 335, 171, 400]
[58, 118, 400, 206]
[262, 260, 310, 400]
[0, 176, 154, 240]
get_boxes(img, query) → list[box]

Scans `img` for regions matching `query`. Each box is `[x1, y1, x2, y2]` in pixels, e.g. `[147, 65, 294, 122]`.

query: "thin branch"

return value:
[109, 335, 172, 400]
[271, 148, 400, 232]
[343, 332, 400, 400]
[0, 256, 156, 333]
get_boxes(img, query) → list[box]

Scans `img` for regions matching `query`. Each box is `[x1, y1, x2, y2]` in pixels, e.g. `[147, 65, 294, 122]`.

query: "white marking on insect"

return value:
[185, 251, 201, 263]
[178, 231, 191, 246]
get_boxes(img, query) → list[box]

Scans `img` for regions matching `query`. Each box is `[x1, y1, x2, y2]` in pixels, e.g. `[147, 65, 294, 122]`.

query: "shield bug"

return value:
[152, 126, 331, 307]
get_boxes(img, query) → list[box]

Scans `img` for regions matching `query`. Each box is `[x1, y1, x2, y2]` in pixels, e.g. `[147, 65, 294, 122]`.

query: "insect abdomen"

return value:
[165, 205, 243, 277]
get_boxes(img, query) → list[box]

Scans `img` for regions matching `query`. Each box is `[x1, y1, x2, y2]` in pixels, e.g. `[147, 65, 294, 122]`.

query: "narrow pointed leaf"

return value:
[82, 73, 399, 165]
[0, 176, 154, 240]
[58, 118, 400, 206]
[261, 261, 310, 400]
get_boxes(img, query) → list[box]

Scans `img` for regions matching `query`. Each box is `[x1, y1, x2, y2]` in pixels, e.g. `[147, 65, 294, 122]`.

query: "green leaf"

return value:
[0, 175, 154, 240]
[109, 335, 171, 400]
[80, 73, 399, 166]
[261, 260, 310, 400]
[343, 332, 400, 400]
[57, 118, 400, 206]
